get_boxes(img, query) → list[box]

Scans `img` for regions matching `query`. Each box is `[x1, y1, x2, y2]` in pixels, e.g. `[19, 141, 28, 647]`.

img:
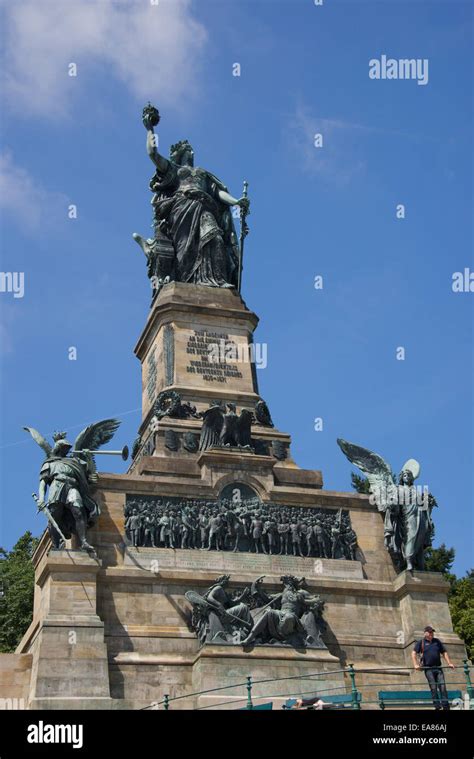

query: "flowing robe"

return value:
[151, 162, 239, 287]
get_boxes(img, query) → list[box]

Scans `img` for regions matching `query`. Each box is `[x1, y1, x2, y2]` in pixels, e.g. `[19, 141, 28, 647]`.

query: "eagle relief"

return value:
[199, 402, 253, 451]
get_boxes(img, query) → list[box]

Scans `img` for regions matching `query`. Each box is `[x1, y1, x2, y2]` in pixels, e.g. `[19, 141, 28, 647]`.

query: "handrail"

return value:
[195, 680, 361, 711]
[141, 679, 251, 709]
[195, 679, 472, 711]
[140, 666, 354, 709]
[140, 660, 473, 710]
[194, 680, 472, 712]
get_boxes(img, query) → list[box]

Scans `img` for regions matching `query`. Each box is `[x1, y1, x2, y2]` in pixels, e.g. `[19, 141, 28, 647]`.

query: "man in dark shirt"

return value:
[412, 625, 455, 710]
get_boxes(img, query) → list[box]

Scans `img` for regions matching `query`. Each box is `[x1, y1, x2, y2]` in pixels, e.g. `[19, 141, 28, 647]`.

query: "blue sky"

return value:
[0, 0, 472, 575]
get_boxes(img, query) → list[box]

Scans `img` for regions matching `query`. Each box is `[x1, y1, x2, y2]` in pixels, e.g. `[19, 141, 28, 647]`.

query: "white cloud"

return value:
[286, 104, 367, 185]
[0, 152, 67, 230]
[1, 0, 207, 119]
[286, 103, 428, 184]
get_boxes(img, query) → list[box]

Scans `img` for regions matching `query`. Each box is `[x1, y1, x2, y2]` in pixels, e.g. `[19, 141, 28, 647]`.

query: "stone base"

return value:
[15, 549, 111, 706]
[0, 654, 32, 708]
[191, 645, 344, 710]
[3, 532, 467, 711]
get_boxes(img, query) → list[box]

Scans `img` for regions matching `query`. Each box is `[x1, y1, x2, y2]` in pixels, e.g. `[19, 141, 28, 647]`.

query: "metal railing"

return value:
[139, 659, 473, 711]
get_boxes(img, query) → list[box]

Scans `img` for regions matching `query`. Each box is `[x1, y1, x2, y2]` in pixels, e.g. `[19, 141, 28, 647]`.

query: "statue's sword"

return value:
[32, 493, 68, 543]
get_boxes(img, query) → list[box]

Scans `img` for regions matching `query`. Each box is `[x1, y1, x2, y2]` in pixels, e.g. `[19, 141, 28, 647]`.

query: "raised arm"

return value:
[141, 103, 168, 173]
[146, 128, 169, 173]
[232, 587, 250, 604]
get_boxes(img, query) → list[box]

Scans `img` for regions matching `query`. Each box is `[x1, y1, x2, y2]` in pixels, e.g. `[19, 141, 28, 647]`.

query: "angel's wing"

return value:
[73, 419, 121, 483]
[337, 438, 395, 511]
[23, 427, 52, 458]
[73, 418, 121, 452]
[198, 406, 224, 452]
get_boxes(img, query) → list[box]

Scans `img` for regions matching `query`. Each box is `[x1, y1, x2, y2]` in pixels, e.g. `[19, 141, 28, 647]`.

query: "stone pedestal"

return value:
[191, 646, 343, 710]
[135, 282, 260, 413]
[130, 283, 296, 473]
[0, 655, 32, 708]
[22, 548, 113, 710]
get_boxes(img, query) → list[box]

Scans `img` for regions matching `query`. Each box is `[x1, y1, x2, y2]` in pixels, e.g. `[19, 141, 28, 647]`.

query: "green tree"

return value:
[449, 571, 474, 660]
[350, 472, 371, 494]
[0, 531, 39, 653]
[424, 543, 456, 585]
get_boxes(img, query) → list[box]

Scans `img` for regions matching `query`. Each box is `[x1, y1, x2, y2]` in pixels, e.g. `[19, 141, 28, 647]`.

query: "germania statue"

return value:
[133, 103, 250, 300]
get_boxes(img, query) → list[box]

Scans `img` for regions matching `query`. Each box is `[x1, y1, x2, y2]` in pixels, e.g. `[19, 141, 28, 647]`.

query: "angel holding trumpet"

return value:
[24, 420, 127, 557]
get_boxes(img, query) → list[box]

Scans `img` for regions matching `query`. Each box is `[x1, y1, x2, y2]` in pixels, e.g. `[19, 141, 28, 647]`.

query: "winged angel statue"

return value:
[337, 438, 436, 572]
[24, 419, 121, 557]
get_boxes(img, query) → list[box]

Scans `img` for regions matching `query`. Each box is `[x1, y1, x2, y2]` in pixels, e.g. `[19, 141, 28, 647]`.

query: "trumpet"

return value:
[74, 446, 129, 461]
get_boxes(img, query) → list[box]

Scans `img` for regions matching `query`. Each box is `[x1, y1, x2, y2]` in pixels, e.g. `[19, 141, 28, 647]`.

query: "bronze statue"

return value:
[185, 574, 327, 649]
[198, 402, 254, 452]
[133, 103, 249, 298]
[24, 419, 123, 557]
[123, 494, 359, 559]
[125, 508, 142, 548]
[185, 575, 253, 645]
[241, 576, 327, 648]
[337, 438, 436, 571]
